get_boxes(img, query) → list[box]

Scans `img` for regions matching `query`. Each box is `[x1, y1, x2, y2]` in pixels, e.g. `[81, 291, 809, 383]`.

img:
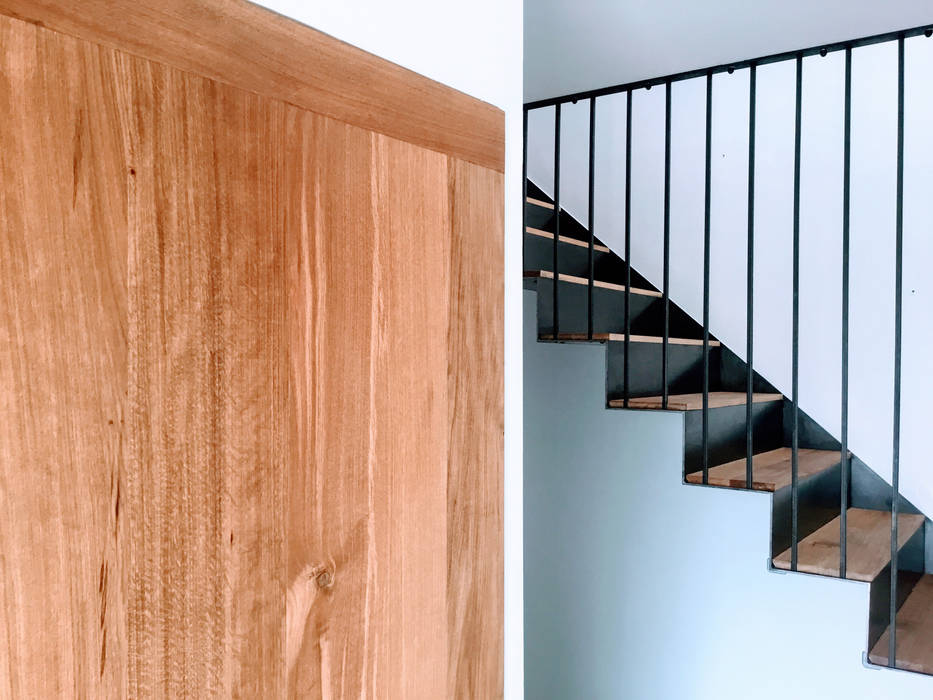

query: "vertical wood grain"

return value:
[125, 57, 286, 696]
[447, 158, 505, 699]
[285, 109, 453, 698]
[0, 17, 129, 698]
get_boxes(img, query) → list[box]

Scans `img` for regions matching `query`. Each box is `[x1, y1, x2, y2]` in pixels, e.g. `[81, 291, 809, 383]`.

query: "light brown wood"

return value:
[0, 0, 504, 172]
[525, 226, 611, 252]
[524, 269, 661, 297]
[0, 18, 129, 697]
[610, 392, 783, 411]
[773, 509, 925, 581]
[446, 158, 504, 698]
[870, 575, 933, 673]
[526, 196, 554, 209]
[685, 448, 842, 491]
[541, 332, 720, 347]
[125, 55, 287, 696]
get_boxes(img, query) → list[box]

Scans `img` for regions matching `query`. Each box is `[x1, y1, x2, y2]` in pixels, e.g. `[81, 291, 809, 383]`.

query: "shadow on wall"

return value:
[522, 289, 932, 699]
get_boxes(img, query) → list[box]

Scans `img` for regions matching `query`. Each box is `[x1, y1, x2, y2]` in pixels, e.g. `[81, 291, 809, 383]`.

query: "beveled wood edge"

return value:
[539, 333, 720, 347]
[0, 0, 504, 171]
[525, 227, 611, 253]
[526, 197, 554, 209]
[523, 270, 661, 297]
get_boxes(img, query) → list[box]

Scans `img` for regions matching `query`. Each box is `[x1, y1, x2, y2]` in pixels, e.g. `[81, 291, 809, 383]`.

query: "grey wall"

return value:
[523, 289, 932, 698]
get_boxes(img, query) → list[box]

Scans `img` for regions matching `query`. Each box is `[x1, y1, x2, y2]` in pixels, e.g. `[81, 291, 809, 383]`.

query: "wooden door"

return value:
[0, 1, 503, 697]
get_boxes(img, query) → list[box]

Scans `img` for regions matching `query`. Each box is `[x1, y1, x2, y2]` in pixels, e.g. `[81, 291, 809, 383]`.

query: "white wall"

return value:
[524, 289, 933, 698]
[527, 35, 933, 523]
[251, 2, 524, 696]
[525, 0, 933, 102]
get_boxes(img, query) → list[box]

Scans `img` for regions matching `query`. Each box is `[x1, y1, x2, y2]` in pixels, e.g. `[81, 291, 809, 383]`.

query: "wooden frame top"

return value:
[0, 0, 505, 171]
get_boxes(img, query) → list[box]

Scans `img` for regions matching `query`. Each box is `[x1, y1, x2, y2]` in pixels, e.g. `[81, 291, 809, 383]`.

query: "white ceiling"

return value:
[525, 0, 933, 102]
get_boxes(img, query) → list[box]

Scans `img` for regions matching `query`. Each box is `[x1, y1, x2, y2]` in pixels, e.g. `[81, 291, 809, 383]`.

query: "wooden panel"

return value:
[0, 0, 505, 172]
[124, 54, 286, 696]
[610, 392, 783, 411]
[685, 448, 842, 491]
[447, 158, 504, 698]
[285, 111, 453, 697]
[870, 574, 933, 673]
[0, 18, 129, 697]
[772, 509, 924, 581]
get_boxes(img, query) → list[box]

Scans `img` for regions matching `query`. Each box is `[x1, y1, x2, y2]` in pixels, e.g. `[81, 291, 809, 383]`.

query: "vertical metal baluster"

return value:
[746, 63, 757, 490]
[840, 46, 852, 580]
[553, 104, 561, 339]
[588, 98, 597, 340]
[663, 81, 672, 409]
[791, 53, 803, 572]
[889, 33, 906, 669]
[523, 108, 529, 272]
[624, 91, 633, 406]
[702, 71, 712, 485]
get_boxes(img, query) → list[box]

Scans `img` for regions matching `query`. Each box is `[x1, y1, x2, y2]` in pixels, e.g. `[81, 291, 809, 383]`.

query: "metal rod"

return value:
[791, 53, 802, 572]
[524, 23, 933, 109]
[624, 91, 632, 407]
[588, 97, 597, 340]
[889, 32, 906, 670]
[522, 108, 528, 272]
[746, 63, 757, 490]
[702, 71, 712, 485]
[662, 81, 672, 409]
[840, 46, 852, 580]
[553, 104, 561, 339]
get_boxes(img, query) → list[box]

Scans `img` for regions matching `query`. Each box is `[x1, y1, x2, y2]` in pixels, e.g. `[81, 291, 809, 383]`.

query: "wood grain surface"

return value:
[870, 574, 933, 673]
[0, 0, 505, 172]
[0, 7, 503, 697]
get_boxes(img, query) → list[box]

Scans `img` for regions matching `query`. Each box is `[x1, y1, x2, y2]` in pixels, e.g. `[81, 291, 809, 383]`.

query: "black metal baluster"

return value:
[703, 71, 712, 484]
[588, 97, 597, 340]
[553, 104, 561, 339]
[523, 108, 528, 272]
[840, 46, 852, 579]
[624, 91, 633, 406]
[889, 32, 906, 669]
[791, 53, 802, 572]
[663, 81, 672, 409]
[746, 63, 757, 489]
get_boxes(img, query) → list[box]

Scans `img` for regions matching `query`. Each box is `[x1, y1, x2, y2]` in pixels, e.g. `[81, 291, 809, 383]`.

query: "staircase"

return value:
[523, 181, 933, 678]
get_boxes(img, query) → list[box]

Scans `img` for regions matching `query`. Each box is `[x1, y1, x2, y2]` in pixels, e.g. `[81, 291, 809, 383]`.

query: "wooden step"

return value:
[869, 574, 933, 674]
[540, 333, 718, 347]
[526, 196, 554, 209]
[772, 508, 924, 581]
[685, 448, 842, 491]
[523, 270, 661, 297]
[525, 226, 611, 253]
[610, 391, 783, 411]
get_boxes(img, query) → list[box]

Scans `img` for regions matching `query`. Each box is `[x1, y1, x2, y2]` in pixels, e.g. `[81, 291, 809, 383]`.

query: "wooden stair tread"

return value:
[526, 196, 554, 209]
[610, 391, 783, 411]
[525, 226, 611, 253]
[523, 270, 661, 297]
[869, 575, 933, 674]
[685, 448, 842, 491]
[540, 333, 718, 347]
[772, 508, 924, 581]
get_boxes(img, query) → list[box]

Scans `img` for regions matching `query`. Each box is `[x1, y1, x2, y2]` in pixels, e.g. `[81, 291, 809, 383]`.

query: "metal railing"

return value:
[523, 22, 933, 670]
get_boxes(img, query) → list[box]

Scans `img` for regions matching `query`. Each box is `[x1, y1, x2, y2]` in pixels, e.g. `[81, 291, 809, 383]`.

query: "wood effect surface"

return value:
[772, 509, 924, 581]
[446, 158, 505, 698]
[870, 574, 933, 673]
[0, 18, 129, 697]
[0, 0, 505, 172]
[610, 392, 783, 411]
[685, 448, 842, 491]
[526, 197, 554, 209]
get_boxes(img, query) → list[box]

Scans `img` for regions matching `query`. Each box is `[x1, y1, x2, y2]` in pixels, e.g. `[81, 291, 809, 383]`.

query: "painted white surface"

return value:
[525, 0, 933, 102]
[250, 2, 523, 695]
[524, 289, 933, 698]
[527, 35, 933, 523]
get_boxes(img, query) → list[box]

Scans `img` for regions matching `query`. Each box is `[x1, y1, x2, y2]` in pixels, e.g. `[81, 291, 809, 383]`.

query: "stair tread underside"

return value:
[610, 391, 783, 411]
[869, 574, 933, 674]
[685, 447, 842, 491]
[772, 508, 924, 582]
